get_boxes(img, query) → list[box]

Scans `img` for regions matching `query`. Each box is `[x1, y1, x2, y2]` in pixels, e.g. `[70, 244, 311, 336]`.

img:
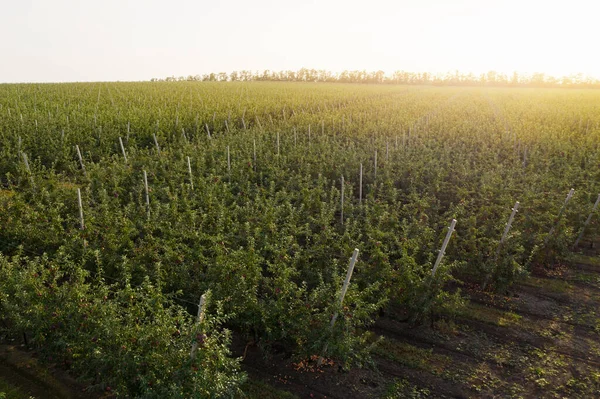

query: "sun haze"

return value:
[0, 0, 598, 83]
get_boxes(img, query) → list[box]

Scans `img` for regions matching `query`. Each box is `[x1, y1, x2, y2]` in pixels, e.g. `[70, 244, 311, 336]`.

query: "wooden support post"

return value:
[153, 133, 161, 155]
[187, 156, 194, 190]
[22, 153, 35, 189]
[182, 128, 188, 143]
[359, 163, 363, 205]
[227, 145, 231, 174]
[432, 219, 457, 277]
[75, 145, 87, 176]
[190, 293, 208, 360]
[143, 170, 150, 216]
[574, 194, 600, 248]
[483, 202, 519, 289]
[77, 188, 84, 230]
[499, 202, 520, 249]
[255, 116, 262, 131]
[253, 139, 257, 170]
[119, 137, 128, 163]
[374, 150, 378, 181]
[340, 175, 344, 224]
[318, 249, 360, 365]
[333, 249, 359, 325]
[545, 188, 575, 245]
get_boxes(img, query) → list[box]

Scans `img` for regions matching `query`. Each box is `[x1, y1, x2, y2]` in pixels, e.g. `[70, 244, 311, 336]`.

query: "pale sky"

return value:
[1, 0, 598, 83]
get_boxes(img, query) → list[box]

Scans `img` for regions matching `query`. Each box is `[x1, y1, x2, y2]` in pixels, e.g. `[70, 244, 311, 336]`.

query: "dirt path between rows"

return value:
[239, 240, 600, 398]
[0, 343, 102, 399]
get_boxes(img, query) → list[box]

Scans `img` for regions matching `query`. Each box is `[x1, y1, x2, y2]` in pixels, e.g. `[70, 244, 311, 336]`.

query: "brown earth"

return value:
[0, 343, 105, 399]
[238, 238, 600, 398]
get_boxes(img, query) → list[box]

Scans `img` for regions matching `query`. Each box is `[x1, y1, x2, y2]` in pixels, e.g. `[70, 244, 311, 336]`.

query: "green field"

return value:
[1, 82, 599, 398]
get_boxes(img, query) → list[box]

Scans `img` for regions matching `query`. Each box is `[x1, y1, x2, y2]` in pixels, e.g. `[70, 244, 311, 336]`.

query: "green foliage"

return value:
[0, 253, 245, 398]
[1, 82, 599, 392]
[383, 378, 431, 398]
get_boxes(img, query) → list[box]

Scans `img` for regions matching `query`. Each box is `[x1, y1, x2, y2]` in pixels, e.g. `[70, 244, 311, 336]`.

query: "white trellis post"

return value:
[432, 219, 457, 277]
[190, 293, 208, 359]
[340, 175, 344, 224]
[143, 170, 150, 215]
[255, 116, 262, 131]
[386, 142, 389, 161]
[22, 153, 35, 189]
[318, 248, 360, 365]
[499, 202, 520, 250]
[184, 128, 190, 143]
[118, 137, 128, 163]
[253, 139, 257, 170]
[227, 145, 231, 174]
[359, 163, 363, 205]
[545, 188, 575, 245]
[483, 203, 519, 289]
[75, 145, 87, 176]
[205, 123, 212, 139]
[187, 156, 194, 190]
[574, 194, 600, 248]
[277, 132, 280, 156]
[335, 249, 360, 319]
[77, 188, 84, 230]
[585, 119, 590, 135]
[374, 150, 378, 180]
[153, 133, 161, 155]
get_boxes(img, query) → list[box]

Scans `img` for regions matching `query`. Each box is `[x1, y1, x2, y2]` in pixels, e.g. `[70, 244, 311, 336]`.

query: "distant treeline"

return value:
[152, 68, 600, 88]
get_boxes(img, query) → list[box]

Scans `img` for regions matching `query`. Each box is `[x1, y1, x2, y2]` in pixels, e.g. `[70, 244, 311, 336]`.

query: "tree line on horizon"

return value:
[152, 68, 600, 88]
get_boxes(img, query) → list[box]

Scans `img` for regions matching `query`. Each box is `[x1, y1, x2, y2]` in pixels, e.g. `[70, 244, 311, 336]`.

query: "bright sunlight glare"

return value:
[0, 0, 598, 82]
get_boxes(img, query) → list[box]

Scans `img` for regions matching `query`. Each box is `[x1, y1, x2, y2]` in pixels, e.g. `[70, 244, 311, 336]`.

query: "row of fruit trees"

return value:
[0, 82, 598, 396]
